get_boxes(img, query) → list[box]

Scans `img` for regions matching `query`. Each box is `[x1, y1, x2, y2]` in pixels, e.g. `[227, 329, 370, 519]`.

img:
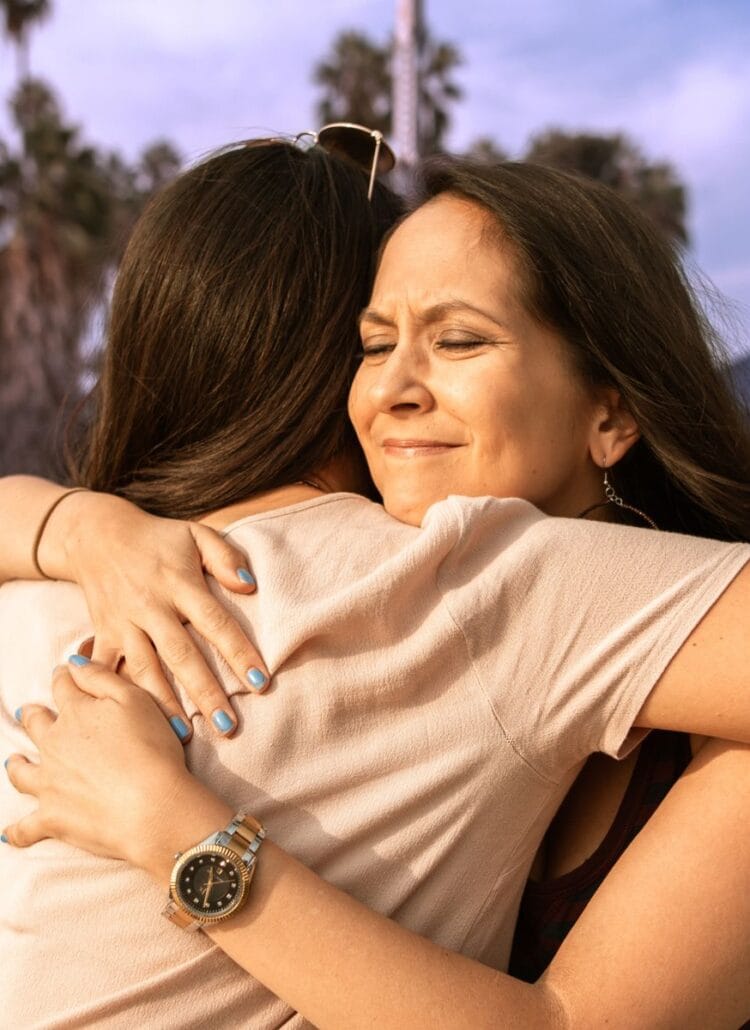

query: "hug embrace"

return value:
[1, 127, 750, 1028]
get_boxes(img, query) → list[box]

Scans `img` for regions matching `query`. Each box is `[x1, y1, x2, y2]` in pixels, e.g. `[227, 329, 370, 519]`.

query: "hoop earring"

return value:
[577, 465, 659, 530]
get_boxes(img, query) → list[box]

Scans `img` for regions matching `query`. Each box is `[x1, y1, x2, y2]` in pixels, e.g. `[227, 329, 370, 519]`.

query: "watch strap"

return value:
[215, 811, 266, 871]
[163, 898, 202, 931]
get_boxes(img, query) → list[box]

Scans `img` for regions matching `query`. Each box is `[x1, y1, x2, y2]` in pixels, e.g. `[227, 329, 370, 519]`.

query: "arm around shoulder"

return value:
[0, 475, 72, 582]
[165, 744, 750, 1029]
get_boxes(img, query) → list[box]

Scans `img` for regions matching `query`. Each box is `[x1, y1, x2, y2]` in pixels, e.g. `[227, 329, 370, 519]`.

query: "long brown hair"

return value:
[74, 142, 403, 518]
[418, 159, 750, 542]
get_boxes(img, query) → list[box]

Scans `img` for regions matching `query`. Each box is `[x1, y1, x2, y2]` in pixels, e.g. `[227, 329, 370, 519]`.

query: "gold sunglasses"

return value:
[294, 122, 396, 200]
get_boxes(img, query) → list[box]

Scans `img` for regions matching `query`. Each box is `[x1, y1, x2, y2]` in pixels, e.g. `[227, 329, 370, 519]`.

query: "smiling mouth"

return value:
[381, 439, 462, 457]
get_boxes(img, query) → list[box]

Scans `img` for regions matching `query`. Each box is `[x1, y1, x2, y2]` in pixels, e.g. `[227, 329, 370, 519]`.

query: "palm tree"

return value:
[312, 28, 462, 156]
[525, 130, 688, 245]
[1, 0, 51, 82]
[0, 78, 181, 475]
[0, 80, 115, 473]
[0, 0, 181, 476]
[313, 31, 391, 134]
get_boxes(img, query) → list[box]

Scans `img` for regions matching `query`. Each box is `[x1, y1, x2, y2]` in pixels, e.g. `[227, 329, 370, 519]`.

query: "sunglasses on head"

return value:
[294, 122, 396, 200]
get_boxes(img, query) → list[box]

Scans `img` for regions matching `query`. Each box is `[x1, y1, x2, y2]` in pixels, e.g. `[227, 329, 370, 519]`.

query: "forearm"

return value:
[13, 666, 748, 1028]
[142, 779, 565, 1030]
[0, 475, 70, 581]
[214, 843, 559, 1030]
[544, 739, 750, 1029]
[142, 741, 750, 1030]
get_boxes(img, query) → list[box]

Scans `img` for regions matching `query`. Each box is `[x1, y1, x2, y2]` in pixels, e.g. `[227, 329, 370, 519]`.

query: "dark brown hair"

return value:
[74, 142, 403, 518]
[418, 159, 750, 542]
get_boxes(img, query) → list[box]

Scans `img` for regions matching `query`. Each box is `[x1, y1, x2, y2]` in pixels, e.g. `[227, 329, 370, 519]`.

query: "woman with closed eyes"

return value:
[1, 143, 750, 1028]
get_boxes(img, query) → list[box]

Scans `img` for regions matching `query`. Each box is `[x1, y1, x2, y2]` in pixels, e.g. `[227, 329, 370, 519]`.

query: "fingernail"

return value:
[68, 654, 90, 667]
[14, 708, 22, 722]
[237, 567, 256, 587]
[3, 758, 9, 770]
[0, 834, 8, 844]
[211, 709, 235, 733]
[246, 667, 267, 691]
[169, 716, 191, 742]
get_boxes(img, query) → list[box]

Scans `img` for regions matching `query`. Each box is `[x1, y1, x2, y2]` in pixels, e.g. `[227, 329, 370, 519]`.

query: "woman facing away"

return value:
[1, 144, 750, 1028]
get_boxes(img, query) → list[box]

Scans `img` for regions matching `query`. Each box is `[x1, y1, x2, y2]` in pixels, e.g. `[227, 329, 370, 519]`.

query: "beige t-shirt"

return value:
[1, 494, 747, 1029]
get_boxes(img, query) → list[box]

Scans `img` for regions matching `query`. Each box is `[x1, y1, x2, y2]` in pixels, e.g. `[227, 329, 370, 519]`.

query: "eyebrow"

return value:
[358, 300, 512, 332]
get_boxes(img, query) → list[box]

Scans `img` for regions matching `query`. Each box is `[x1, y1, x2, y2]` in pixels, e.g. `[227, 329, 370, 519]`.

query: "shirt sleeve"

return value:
[433, 496, 750, 782]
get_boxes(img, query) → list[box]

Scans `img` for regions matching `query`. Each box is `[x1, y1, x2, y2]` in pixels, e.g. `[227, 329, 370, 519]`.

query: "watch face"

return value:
[175, 848, 246, 918]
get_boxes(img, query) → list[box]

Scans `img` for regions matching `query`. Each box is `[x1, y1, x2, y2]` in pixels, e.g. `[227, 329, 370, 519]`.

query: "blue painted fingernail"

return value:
[211, 709, 235, 733]
[0, 834, 8, 844]
[246, 667, 267, 691]
[68, 654, 90, 667]
[14, 708, 22, 722]
[169, 716, 191, 742]
[237, 568, 256, 586]
[3, 758, 9, 770]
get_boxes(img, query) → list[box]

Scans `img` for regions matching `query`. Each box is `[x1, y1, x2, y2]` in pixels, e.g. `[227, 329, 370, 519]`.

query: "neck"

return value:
[197, 452, 368, 532]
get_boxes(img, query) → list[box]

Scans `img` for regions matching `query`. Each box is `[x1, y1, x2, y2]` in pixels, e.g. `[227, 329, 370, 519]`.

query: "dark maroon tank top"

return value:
[508, 731, 749, 1028]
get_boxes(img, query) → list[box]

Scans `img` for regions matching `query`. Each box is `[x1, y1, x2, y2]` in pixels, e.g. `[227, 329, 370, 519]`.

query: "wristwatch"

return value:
[163, 812, 266, 931]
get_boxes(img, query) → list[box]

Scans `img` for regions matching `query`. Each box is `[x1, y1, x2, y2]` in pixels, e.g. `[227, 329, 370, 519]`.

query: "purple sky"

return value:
[1, 0, 748, 355]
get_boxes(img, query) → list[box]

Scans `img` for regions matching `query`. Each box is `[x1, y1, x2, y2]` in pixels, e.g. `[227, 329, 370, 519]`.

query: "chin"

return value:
[382, 491, 431, 527]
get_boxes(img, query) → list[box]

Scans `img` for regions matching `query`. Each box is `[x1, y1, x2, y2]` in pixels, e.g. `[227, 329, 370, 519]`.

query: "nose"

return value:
[365, 346, 434, 416]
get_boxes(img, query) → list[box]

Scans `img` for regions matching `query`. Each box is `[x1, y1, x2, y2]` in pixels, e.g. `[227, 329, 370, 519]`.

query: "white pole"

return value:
[392, 0, 422, 187]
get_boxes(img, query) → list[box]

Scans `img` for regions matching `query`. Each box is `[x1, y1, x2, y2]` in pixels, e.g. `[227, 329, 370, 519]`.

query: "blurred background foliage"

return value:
[3, 2, 735, 478]
[0, 0, 180, 474]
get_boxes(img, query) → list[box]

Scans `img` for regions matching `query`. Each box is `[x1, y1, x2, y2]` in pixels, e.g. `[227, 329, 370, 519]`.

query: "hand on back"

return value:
[4, 659, 226, 875]
[45, 490, 270, 739]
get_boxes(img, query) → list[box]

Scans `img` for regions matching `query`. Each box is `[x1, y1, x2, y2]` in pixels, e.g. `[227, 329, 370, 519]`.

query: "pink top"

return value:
[1, 494, 747, 1028]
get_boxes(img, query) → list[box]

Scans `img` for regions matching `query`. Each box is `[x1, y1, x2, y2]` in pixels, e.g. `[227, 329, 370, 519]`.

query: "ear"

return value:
[588, 388, 640, 467]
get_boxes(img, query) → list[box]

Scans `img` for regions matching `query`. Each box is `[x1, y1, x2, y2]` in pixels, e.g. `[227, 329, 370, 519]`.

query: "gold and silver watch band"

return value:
[164, 812, 266, 930]
[214, 811, 266, 865]
[163, 897, 206, 931]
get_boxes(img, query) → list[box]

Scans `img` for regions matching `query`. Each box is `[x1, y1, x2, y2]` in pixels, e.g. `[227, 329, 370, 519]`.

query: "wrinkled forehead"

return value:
[371, 193, 526, 316]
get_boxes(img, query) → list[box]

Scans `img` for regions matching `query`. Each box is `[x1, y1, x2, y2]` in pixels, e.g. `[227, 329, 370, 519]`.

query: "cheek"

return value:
[347, 373, 371, 445]
[466, 379, 529, 450]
